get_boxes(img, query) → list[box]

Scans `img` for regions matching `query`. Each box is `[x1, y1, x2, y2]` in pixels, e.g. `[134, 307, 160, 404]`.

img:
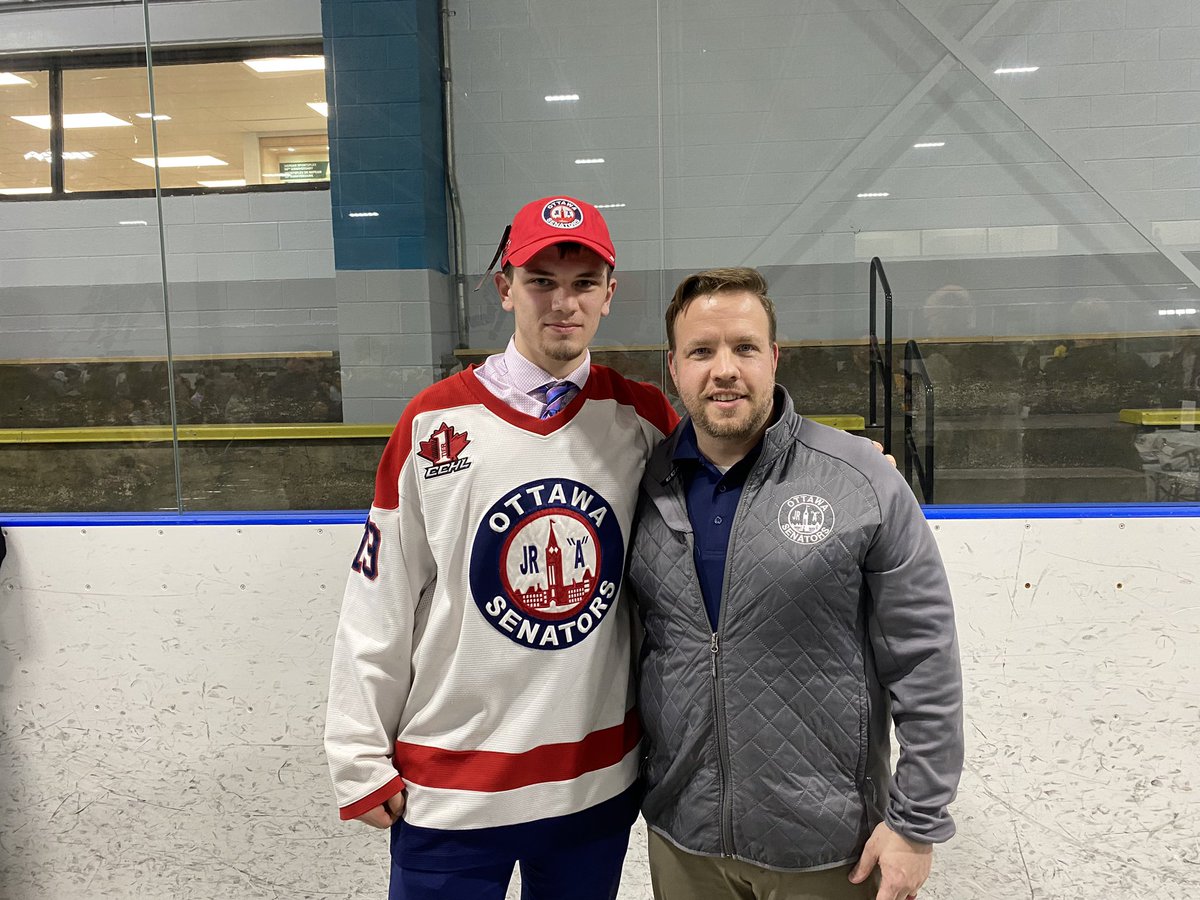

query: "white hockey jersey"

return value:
[325, 364, 677, 832]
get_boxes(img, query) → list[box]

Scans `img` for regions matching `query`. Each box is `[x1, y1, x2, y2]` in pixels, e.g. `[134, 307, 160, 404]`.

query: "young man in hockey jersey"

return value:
[325, 196, 678, 900]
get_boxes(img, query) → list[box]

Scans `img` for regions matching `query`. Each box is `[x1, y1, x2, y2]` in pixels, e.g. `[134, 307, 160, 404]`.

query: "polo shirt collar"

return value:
[672, 418, 763, 481]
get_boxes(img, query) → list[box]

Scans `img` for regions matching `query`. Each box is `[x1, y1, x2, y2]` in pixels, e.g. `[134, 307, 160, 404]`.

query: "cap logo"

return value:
[542, 198, 584, 230]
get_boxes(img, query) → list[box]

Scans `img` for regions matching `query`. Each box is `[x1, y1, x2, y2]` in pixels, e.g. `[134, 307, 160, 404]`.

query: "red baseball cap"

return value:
[499, 196, 616, 269]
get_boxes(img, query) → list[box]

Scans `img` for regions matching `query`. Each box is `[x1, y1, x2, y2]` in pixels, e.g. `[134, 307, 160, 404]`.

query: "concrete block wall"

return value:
[335, 268, 455, 423]
[322, 0, 456, 423]
[0, 0, 339, 364]
[464, 251, 1199, 349]
[0, 0, 459, 425]
[5, 0, 1200, 403]
[0, 0, 323, 53]
[0, 191, 336, 360]
[451, 0, 1200, 343]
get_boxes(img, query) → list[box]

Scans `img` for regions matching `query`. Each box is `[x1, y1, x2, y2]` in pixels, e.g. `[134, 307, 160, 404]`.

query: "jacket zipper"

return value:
[712, 470, 762, 857]
[683, 527, 733, 857]
[676, 482, 737, 857]
[710, 630, 733, 856]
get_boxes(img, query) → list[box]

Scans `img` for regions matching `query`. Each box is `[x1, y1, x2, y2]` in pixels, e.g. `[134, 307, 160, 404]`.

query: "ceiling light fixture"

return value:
[1158, 308, 1197, 316]
[595, 203, 626, 209]
[348, 211, 380, 218]
[307, 102, 329, 117]
[994, 66, 1039, 74]
[912, 141, 945, 148]
[545, 94, 580, 102]
[133, 155, 227, 168]
[119, 220, 149, 226]
[25, 150, 96, 162]
[857, 192, 890, 198]
[14, 112, 131, 129]
[0, 73, 34, 86]
[574, 158, 605, 165]
[136, 112, 172, 121]
[198, 179, 247, 188]
[0, 186, 52, 195]
[244, 56, 326, 73]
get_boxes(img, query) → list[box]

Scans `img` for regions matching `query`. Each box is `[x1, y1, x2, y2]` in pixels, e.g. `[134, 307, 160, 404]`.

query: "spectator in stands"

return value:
[176, 374, 203, 423]
[322, 374, 343, 419]
[129, 398, 158, 426]
[48, 369, 74, 398]
[224, 364, 262, 424]
[1154, 338, 1200, 408]
[917, 284, 1018, 386]
[133, 362, 170, 410]
[273, 357, 324, 417]
[1042, 298, 1155, 411]
[109, 398, 136, 426]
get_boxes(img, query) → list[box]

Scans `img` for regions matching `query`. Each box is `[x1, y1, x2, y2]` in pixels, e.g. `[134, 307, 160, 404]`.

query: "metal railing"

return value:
[867, 257, 894, 454]
[903, 339, 935, 503]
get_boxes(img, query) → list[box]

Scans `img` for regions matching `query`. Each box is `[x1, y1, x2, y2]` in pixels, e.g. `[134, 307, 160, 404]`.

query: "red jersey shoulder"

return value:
[373, 372, 477, 509]
[588, 365, 680, 436]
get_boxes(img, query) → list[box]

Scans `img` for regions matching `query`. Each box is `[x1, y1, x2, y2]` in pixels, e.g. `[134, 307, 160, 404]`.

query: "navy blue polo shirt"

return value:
[673, 421, 763, 632]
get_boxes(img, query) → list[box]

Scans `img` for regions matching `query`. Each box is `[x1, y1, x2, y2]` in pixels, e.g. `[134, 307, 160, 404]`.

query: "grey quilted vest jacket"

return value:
[627, 386, 963, 871]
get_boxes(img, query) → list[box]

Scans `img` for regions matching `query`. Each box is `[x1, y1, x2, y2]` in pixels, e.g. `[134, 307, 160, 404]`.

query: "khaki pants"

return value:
[648, 830, 880, 900]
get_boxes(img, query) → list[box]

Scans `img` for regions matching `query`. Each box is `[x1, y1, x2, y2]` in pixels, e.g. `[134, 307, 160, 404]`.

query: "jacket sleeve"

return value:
[862, 471, 964, 843]
[324, 418, 436, 820]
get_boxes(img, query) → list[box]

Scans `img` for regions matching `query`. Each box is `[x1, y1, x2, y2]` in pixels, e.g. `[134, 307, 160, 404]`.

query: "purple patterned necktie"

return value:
[540, 381, 577, 419]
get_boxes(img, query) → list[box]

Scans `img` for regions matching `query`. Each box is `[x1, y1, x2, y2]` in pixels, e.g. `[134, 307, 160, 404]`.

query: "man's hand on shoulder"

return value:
[870, 440, 898, 469]
[355, 791, 405, 829]
[848, 821, 932, 900]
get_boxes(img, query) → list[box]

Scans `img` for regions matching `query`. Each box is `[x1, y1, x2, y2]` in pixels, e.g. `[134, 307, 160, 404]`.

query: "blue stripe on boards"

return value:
[0, 511, 369, 527]
[922, 503, 1200, 520]
[3, 504, 1200, 528]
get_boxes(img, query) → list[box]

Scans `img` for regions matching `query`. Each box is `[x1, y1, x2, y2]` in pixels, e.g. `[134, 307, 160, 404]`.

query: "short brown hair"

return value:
[500, 241, 612, 281]
[665, 267, 777, 351]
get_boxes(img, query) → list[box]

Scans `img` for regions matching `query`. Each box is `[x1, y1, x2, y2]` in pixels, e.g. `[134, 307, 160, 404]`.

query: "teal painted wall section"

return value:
[321, 0, 449, 272]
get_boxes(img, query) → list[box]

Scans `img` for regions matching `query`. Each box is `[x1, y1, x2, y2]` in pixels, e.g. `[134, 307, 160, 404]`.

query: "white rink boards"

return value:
[0, 516, 1197, 899]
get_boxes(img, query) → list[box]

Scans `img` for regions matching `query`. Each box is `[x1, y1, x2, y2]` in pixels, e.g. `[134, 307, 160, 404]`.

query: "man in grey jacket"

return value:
[627, 267, 963, 900]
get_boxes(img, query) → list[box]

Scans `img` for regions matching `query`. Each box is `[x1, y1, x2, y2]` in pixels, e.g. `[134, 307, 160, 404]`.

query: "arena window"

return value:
[0, 42, 329, 199]
[0, 69, 51, 196]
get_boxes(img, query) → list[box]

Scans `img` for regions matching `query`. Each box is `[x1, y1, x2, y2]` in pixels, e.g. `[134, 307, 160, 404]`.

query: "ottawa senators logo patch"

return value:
[469, 478, 623, 650]
[778, 494, 835, 545]
[542, 197, 584, 230]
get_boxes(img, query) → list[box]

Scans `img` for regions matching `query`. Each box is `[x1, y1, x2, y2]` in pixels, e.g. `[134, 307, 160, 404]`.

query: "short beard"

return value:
[691, 395, 773, 444]
[541, 341, 584, 362]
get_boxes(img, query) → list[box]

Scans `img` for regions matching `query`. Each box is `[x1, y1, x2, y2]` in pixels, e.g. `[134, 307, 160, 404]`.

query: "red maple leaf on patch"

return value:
[417, 422, 471, 464]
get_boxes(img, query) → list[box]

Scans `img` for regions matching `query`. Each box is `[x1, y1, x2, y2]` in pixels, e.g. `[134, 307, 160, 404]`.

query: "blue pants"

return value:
[387, 827, 629, 900]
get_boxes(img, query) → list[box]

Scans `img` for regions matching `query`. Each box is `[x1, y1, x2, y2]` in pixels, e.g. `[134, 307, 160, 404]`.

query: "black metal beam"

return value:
[47, 66, 63, 194]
